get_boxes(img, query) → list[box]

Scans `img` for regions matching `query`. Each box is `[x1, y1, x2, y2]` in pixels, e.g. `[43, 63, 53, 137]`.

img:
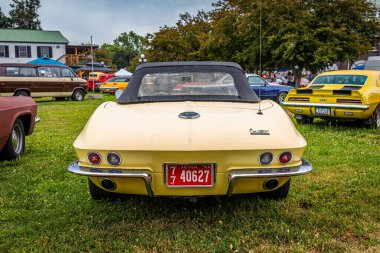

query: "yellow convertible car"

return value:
[284, 70, 380, 128]
[99, 76, 131, 93]
[68, 62, 312, 200]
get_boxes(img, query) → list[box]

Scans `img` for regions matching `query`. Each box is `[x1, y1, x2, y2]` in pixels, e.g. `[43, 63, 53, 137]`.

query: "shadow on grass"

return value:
[300, 118, 373, 131]
[82, 193, 283, 225]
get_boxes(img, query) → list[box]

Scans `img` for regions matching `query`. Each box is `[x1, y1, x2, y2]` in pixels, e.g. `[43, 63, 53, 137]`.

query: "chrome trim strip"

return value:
[226, 159, 312, 196]
[283, 102, 369, 109]
[67, 161, 154, 197]
[99, 87, 118, 91]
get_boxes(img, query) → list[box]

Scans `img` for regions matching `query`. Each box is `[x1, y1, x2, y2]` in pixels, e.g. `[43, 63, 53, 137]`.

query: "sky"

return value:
[0, 0, 215, 45]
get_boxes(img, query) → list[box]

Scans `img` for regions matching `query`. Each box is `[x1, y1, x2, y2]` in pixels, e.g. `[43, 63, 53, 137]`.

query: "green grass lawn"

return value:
[0, 96, 379, 252]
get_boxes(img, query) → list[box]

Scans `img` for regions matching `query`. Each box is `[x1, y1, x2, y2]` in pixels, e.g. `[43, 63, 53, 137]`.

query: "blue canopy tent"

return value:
[27, 57, 66, 66]
[352, 64, 365, 70]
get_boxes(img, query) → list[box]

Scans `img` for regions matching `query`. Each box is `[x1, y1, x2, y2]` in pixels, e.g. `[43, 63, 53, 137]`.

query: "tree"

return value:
[146, 10, 211, 62]
[102, 31, 145, 69]
[0, 7, 11, 28]
[94, 47, 115, 69]
[9, 0, 41, 29]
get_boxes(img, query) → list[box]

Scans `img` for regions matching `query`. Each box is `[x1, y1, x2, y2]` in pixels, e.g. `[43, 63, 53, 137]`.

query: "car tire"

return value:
[72, 90, 85, 101]
[296, 116, 313, 124]
[276, 92, 287, 105]
[88, 178, 119, 200]
[14, 90, 29, 97]
[260, 179, 291, 199]
[1, 119, 25, 160]
[370, 104, 380, 129]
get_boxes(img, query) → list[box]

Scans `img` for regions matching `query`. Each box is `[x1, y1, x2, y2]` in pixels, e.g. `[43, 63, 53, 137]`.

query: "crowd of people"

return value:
[260, 71, 317, 87]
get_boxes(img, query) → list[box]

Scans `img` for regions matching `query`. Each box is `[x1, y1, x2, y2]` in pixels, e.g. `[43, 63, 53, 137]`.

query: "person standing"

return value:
[288, 71, 295, 87]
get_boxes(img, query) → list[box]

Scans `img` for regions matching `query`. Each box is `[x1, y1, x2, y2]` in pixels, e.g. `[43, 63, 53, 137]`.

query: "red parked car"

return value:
[87, 72, 114, 92]
[0, 97, 37, 160]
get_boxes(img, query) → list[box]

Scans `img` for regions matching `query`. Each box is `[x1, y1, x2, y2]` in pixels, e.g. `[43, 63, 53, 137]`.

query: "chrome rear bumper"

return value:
[67, 161, 154, 197]
[283, 102, 369, 109]
[99, 87, 118, 92]
[226, 159, 312, 196]
[68, 159, 312, 197]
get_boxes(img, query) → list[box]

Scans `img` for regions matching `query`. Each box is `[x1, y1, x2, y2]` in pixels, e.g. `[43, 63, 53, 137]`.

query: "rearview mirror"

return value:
[115, 89, 123, 99]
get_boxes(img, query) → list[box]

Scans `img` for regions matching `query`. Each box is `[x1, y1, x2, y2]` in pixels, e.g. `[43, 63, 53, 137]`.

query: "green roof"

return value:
[0, 29, 69, 44]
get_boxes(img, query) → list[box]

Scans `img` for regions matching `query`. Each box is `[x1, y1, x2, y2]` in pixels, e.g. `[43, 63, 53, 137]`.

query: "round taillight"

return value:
[106, 152, 121, 166]
[88, 152, 102, 165]
[279, 151, 292, 164]
[259, 152, 273, 165]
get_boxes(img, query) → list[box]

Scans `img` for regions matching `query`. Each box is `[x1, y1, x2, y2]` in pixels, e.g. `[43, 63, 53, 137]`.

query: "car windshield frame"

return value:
[117, 62, 260, 104]
[312, 74, 368, 86]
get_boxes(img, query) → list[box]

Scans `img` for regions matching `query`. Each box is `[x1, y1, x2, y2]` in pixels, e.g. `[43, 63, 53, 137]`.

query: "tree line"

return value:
[139, 0, 380, 85]
[99, 0, 380, 86]
[1, 0, 379, 86]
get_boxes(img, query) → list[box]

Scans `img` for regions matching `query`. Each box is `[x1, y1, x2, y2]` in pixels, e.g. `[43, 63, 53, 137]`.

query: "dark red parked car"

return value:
[0, 97, 37, 160]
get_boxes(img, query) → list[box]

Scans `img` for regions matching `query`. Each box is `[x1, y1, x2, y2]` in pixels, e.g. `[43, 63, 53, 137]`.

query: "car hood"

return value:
[74, 101, 306, 151]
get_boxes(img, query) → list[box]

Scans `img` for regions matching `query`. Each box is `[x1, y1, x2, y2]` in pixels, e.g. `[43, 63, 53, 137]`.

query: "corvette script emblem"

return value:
[250, 129, 270, 135]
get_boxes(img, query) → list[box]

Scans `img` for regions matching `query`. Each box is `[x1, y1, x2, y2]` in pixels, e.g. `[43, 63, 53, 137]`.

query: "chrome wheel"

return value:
[11, 124, 23, 155]
[75, 92, 83, 101]
[72, 90, 84, 101]
[15, 91, 29, 97]
[375, 106, 380, 129]
[2, 119, 25, 160]
[277, 92, 287, 105]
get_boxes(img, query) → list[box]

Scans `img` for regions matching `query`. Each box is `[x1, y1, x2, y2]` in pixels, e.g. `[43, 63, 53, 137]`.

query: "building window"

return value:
[0, 46, 5, 57]
[0, 45, 9, 57]
[40, 46, 49, 57]
[19, 46, 28, 57]
[15, 45, 31, 58]
[37, 46, 52, 58]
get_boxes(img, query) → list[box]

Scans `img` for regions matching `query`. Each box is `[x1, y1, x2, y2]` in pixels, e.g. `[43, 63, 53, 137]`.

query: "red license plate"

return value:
[165, 164, 214, 187]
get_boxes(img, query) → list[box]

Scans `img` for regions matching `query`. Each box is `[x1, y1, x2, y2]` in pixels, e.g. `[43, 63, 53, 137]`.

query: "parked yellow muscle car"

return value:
[99, 76, 131, 93]
[284, 70, 380, 128]
[68, 62, 312, 200]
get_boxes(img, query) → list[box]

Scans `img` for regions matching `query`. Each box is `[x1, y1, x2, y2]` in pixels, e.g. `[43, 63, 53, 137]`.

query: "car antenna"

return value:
[257, 0, 263, 115]
[257, 86, 263, 115]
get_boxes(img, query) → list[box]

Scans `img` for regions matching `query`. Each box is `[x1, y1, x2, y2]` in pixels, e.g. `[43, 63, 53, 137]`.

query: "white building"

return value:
[0, 29, 69, 64]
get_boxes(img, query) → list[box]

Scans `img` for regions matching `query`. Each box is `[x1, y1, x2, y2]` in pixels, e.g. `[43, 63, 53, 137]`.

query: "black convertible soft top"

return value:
[117, 61, 260, 103]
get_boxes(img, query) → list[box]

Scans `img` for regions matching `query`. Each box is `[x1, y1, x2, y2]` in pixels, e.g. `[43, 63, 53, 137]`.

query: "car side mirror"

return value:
[115, 89, 123, 99]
